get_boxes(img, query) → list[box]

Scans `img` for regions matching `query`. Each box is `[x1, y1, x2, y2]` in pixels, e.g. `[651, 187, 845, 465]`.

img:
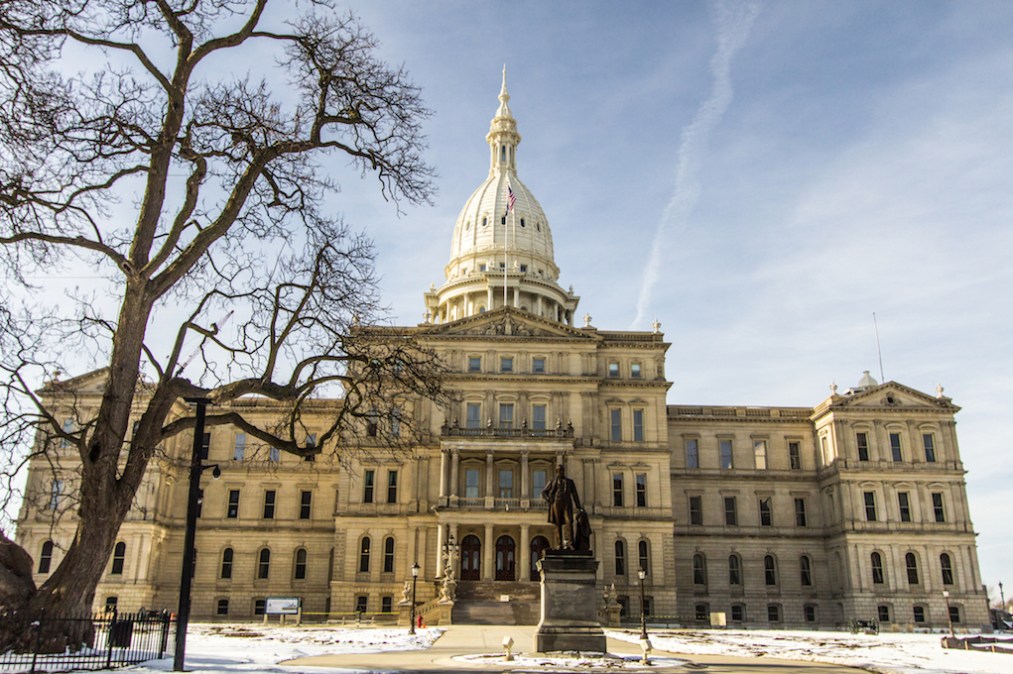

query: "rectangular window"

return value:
[254, 599, 266, 616]
[217, 599, 229, 616]
[878, 605, 891, 623]
[300, 491, 312, 519]
[759, 497, 772, 526]
[49, 480, 64, 510]
[632, 409, 644, 442]
[465, 468, 480, 498]
[864, 491, 877, 522]
[631, 363, 642, 379]
[532, 468, 548, 499]
[932, 492, 945, 522]
[269, 446, 280, 462]
[381, 596, 393, 613]
[363, 470, 375, 504]
[788, 441, 802, 470]
[753, 440, 767, 470]
[304, 433, 316, 461]
[923, 434, 936, 462]
[262, 490, 276, 519]
[720, 440, 733, 469]
[499, 403, 514, 429]
[767, 604, 781, 622]
[498, 469, 514, 498]
[913, 606, 925, 623]
[804, 605, 817, 623]
[468, 356, 481, 372]
[889, 432, 903, 461]
[227, 490, 240, 518]
[610, 409, 622, 442]
[355, 595, 368, 614]
[794, 498, 807, 527]
[856, 432, 870, 461]
[731, 604, 744, 622]
[689, 496, 703, 526]
[532, 404, 547, 431]
[898, 492, 911, 522]
[466, 402, 482, 429]
[612, 473, 624, 507]
[532, 357, 545, 374]
[686, 439, 699, 469]
[500, 356, 513, 373]
[608, 362, 620, 378]
[387, 470, 398, 503]
[635, 473, 647, 508]
[233, 432, 246, 461]
[949, 605, 960, 624]
[724, 496, 738, 526]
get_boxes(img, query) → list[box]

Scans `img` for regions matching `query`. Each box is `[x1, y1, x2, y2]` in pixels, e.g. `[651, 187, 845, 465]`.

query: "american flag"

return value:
[507, 185, 516, 212]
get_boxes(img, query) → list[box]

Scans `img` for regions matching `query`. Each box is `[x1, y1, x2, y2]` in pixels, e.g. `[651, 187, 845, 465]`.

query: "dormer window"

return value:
[520, 218, 525, 227]
[520, 264, 527, 272]
[482, 216, 488, 227]
[479, 263, 487, 272]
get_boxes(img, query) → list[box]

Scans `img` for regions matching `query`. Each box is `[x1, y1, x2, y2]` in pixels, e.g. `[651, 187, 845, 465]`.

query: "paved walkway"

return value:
[282, 625, 869, 673]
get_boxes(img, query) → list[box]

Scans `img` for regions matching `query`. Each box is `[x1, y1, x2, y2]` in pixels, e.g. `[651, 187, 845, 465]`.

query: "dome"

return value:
[424, 69, 578, 326]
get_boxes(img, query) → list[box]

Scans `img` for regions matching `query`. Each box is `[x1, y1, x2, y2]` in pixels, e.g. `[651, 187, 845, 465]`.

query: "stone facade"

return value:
[14, 75, 988, 632]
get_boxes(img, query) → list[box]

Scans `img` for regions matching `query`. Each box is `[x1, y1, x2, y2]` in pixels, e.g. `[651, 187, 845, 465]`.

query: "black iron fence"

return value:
[0, 609, 174, 673]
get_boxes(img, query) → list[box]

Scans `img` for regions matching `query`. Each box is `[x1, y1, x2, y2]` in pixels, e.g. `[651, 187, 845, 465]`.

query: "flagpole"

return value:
[503, 181, 509, 308]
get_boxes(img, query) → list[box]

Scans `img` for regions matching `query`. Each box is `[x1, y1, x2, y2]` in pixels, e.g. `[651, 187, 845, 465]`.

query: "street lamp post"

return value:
[408, 562, 420, 635]
[942, 590, 955, 639]
[173, 398, 218, 672]
[1000, 581, 1006, 612]
[638, 567, 648, 640]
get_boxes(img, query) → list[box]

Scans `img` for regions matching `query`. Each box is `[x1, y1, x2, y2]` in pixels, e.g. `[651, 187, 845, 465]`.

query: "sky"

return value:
[314, 1, 1013, 600]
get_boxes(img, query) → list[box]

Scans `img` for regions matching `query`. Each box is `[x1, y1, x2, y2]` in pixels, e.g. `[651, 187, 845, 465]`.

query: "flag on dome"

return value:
[507, 184, 516, 212]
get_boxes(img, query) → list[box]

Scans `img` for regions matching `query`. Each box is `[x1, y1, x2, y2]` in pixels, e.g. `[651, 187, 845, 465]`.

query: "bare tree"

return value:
[0, 0, 443, 651]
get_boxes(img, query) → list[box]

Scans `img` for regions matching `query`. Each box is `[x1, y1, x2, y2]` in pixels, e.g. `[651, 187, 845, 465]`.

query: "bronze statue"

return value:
[542, 464, 589, 550]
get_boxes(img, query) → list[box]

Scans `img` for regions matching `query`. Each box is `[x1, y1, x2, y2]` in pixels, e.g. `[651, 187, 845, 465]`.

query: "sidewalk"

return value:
[282, 624, 868, 672]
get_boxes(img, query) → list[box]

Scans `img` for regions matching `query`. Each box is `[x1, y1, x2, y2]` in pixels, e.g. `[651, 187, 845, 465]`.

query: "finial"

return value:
[830, 381, 838, 395]
[936, 383, 945, 398]
[651, 318, 661, 334]
[583, 312, 592, 328]
[501, 64, 507, 96]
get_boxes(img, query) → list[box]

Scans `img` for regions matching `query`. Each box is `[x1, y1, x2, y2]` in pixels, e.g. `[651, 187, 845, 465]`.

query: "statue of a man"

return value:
[542, 464, 584, 550]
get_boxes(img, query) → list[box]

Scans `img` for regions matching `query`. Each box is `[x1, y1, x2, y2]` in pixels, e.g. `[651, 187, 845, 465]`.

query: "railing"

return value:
[0, 609, 174, 674]
[441, 423, 575, 439]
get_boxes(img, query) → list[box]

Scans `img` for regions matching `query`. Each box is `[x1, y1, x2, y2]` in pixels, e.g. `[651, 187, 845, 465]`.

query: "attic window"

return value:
[886, 395, 898, 406]
[520, 264, 528, 272]
[520, 218, 526, 227]
[501, 216, 506, 225]
[482, 217, 488, 227]
[536, 222, 541, 231]
[479, 264, 487, 272]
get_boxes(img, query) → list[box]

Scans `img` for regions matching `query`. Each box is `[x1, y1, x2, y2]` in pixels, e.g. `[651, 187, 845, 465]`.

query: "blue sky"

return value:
[321, 1, 1013, 599]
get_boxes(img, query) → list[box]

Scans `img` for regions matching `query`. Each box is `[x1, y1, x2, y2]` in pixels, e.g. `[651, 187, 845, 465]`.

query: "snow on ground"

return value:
[141, 623, 442, 673]
[606, 628, 1013, 674]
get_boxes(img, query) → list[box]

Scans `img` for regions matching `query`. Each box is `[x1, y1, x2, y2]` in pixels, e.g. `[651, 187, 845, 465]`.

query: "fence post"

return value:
[106, 607, 117, 669]
[30, 614, 42, 674]
[159, 610, 171, 659]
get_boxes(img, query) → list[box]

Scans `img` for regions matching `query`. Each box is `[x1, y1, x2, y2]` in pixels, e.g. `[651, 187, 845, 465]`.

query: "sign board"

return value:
[265, 597, 301, 615]
[709, 612, 727, 627]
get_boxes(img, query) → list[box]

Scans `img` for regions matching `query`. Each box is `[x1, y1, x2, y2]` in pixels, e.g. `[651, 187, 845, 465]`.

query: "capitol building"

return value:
[16, 75, 988, 630]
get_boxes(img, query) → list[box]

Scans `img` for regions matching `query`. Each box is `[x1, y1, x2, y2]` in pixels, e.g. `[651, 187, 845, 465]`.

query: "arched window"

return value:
[692, 553, 707, 585]
[940, 553, 954, 586]
[728, 554, 742, 585]
[110, 541, 126, 575]
[38, 541, 54, 574]
[764, 555, 777, 586]
[905, 552, 919, 585]
[294, 548, 307, 580]
[638, 540, 650, 574]
[257, 548, 271, 579]
[614, 539, 626, 576]
[220, 548, 234, 579]
[871, 551, 884, 584]
[383, 536, 395, 574]
[800, 555, 813, 586]
[358, 537, 371, 573]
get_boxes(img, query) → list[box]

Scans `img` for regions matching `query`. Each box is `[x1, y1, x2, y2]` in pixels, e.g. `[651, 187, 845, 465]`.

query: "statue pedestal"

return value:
[534, 551, 606, 653]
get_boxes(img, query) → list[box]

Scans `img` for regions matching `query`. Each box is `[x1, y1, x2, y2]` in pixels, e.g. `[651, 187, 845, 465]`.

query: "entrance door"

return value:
[495, 535, 516, 581]
[530, 535, 550, 579]
[460, 535, 481, 580]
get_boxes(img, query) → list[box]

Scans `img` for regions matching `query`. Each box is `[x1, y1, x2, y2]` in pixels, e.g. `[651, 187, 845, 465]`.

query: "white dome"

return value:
[424, 69, 578, 326]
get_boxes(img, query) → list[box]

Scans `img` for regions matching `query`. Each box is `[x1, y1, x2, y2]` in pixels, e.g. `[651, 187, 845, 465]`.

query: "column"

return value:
[520, 524, 531, 581]
[439, 449, 449, 499]
[436, 522, 445, 577]
[520, 451, 530, 502]
[450, 449, 460, 501]
[485, 451, 495, 506]
[487, 287, 493, 311]
[483, 523, 495, 580]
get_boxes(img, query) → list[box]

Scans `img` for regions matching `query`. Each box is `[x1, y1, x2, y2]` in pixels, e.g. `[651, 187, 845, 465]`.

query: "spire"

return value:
[487, 66, 520, 175]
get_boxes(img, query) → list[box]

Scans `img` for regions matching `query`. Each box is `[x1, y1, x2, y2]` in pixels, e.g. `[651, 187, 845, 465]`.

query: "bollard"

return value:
[502, 635, 514, 661]
[640, 636, 653, 666]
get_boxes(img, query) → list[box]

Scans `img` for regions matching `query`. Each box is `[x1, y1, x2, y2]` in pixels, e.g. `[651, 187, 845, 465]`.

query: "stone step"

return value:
[456, 581, 539, 601]
[451, 599, 540, 626]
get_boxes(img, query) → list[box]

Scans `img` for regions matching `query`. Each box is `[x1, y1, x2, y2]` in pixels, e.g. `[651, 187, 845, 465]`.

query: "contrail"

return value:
[631, 0, 760, 329]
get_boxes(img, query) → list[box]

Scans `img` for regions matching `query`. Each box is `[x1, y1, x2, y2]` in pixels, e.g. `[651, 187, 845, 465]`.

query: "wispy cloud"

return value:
[632, 0, 759, 329]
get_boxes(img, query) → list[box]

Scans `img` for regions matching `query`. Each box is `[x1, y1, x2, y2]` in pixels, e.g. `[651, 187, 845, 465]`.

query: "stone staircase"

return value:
[451, 581, 540, 625]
